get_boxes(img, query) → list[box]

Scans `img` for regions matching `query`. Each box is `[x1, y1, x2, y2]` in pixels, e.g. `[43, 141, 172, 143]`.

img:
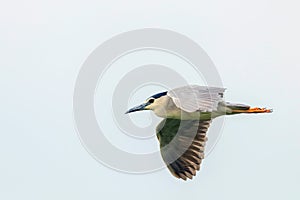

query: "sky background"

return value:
[1, 0, 300, 200]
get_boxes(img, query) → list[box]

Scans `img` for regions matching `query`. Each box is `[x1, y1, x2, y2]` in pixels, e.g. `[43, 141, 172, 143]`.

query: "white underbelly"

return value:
[155, 109, 224, 120]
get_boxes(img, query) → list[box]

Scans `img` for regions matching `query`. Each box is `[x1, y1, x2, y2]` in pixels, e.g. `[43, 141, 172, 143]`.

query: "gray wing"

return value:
[167, 85, 226, 112]
[156, 118, 211, 180]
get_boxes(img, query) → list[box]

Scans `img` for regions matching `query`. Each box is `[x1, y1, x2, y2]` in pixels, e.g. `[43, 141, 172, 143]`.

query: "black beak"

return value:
[125, 102, 149, 114]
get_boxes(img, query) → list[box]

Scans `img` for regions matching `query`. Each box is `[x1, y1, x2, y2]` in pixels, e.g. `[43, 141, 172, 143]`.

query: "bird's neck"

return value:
[152, 96, 181, 118]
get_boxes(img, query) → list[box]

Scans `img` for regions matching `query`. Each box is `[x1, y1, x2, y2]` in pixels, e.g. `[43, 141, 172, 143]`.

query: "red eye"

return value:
[148, 99, 155, 103]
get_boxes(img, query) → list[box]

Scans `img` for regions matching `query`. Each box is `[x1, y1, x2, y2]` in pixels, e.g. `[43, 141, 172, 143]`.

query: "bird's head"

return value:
[125, 91, 167, 114]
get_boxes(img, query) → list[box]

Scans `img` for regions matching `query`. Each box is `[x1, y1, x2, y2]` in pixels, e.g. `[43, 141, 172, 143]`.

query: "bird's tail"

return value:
[224, 102, 273, 114]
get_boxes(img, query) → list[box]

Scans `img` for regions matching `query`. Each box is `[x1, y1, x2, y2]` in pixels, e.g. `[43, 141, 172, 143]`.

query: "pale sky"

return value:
[1, 1, 299, 200]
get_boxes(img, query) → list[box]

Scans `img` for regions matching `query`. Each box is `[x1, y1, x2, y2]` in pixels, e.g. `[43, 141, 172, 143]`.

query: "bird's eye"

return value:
[148, 98, 155, 103]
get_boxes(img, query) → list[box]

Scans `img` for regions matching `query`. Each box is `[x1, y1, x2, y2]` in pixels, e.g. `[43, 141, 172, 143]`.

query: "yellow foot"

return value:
[232, 107, 273, 114]
[247, 107, 273, 113]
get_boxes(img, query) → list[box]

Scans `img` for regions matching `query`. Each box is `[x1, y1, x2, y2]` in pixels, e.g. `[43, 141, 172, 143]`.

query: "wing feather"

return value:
[167, 85, 225, 112]
[156, 118, 211, 180]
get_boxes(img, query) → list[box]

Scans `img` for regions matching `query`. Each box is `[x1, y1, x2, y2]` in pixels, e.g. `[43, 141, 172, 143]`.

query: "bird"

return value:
[125, 85, 272, 180]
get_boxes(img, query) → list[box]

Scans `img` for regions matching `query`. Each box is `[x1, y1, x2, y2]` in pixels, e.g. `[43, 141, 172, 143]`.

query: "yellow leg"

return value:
[232, 107, 273, 114]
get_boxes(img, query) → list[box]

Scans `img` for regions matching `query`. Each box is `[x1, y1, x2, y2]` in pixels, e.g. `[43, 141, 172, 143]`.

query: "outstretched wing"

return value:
[156, 118, 211, 180]
[167, 85, 225, 112]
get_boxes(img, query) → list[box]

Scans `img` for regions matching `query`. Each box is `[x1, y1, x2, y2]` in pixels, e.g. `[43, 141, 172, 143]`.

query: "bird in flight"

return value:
[125, 85, 272, 180]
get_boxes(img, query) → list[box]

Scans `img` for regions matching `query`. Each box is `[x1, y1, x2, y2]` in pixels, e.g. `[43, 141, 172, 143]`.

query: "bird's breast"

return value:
[154, 108, 219, 120]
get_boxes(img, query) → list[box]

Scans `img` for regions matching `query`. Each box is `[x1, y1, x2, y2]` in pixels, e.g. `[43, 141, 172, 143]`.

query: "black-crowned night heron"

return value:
[125, 85, 272, 180]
